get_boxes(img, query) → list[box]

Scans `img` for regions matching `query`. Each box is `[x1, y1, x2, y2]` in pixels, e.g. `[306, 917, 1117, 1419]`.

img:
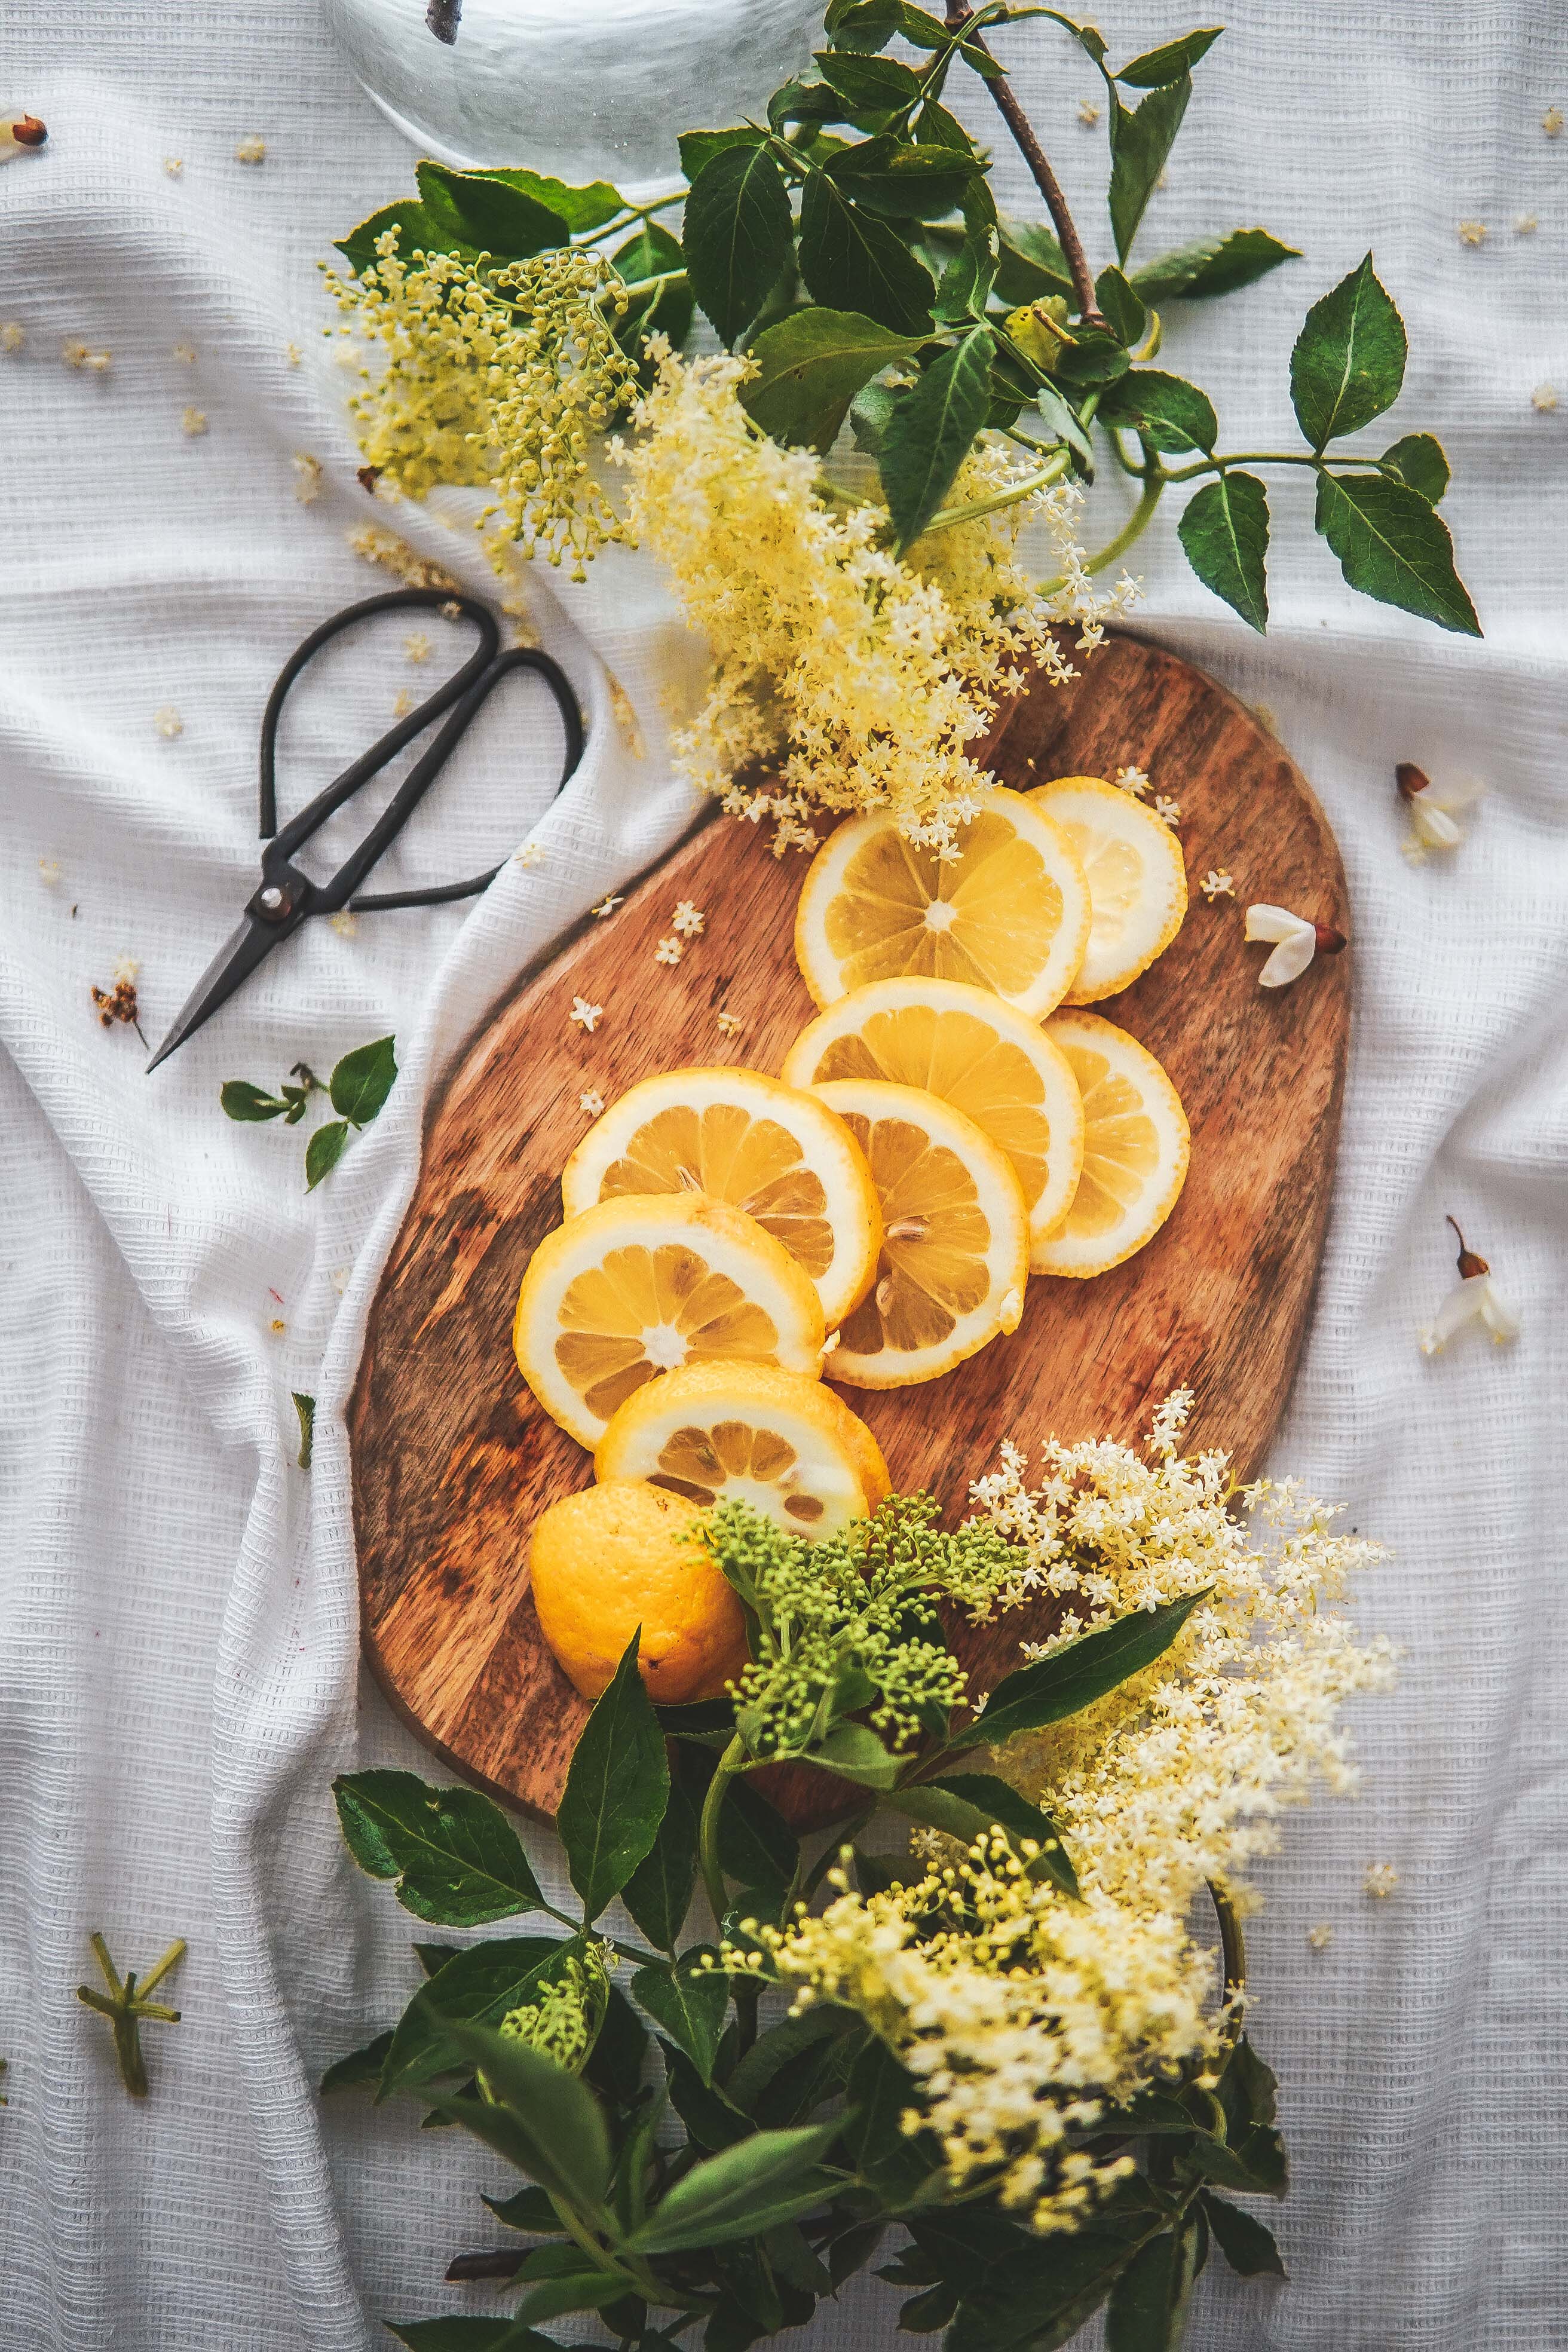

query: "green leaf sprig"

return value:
[334, 0, 1478, 654]
[220, 1035, 397, 1190]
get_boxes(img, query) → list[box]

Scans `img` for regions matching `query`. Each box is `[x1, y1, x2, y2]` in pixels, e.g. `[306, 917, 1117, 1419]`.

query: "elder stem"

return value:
[699, 1734, 748, 1925]
[1161, 448, 1389, 483]
[944, 5, 1108, 330]
[920, 448, 1073, 538]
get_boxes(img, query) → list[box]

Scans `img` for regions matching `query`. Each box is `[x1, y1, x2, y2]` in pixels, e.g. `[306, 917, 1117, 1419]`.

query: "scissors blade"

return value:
[145, 911, 286, 1073]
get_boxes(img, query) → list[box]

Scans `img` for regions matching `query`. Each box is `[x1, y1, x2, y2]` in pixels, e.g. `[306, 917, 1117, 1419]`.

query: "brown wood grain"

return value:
[350, 630, 1349, 1826]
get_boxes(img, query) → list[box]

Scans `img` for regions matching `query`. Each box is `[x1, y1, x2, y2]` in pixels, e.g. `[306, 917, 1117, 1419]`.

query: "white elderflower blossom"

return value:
[761, 1396, 1391, 2237]
[569, 995, 602, 1032]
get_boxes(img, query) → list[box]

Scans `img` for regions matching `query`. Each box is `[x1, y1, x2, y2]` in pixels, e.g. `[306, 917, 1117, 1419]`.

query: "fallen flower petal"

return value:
[1420, 1217, 1520, 1353]
[1396, 762, 1482, 859]
[1244, 902, 1319, 987]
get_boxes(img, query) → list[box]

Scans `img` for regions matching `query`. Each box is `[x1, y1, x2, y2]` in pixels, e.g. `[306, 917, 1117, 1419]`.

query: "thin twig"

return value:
[943, 6, 1107, 329]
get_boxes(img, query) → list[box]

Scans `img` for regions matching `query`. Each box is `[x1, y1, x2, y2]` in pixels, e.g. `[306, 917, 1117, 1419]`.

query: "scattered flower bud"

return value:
[154, 705, 183, 739]
[1419, 1217, 1520, 1354]
[1396, 761, 1481, 859]
[2, 321, 24, 351]
[1362, 1862, 1399, 1899]
[578, 1088, 605, 1116]
[1532, 382, 1558, 413]
[1, 112, 47, 161]
[163, 155, 183, 177]
[1244, 902, 1346, 987]
[1544, 105, 1564, 137]
[1306, 1922, 1334, 1950]
[234, 134, 266, 164]
[1457, 219, 1487, 246]
[182, 406, 208, 437]
[569, 995, 602, 1033]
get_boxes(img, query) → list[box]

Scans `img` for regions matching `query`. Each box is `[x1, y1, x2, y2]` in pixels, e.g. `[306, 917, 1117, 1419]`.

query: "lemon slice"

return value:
[596, 1359, 890, 1539]
[807, 1079, 1029, 1387]
[781, 977, 1085, 1266]
[561, 1067, 880, 1331]
[514, 1193, 825, 1448]
[1036, 1012, 1190, 1277]
[1027, 775, 1187, 1003]
[794, 785, 1091, 1018]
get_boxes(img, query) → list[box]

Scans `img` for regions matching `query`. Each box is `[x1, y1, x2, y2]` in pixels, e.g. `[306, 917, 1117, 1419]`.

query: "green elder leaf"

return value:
[1131, 226, 1300, 301]
[814, 48, 923, 112]
[1314, 471, 1479, 634]
[826, 135, 985, 222]
[740, 307, 924, 452]
[333, 1769, 547, 1925]
[677, 127, 765, 182]
[631, 1950, 729, 2082]
[220, 1079, 289, 1121]
[715, 1774, 800, 1910]
[619, 1749, 700, 1951]
[557, 1630, 669, 1921]
[1108, 75, 1190, 264]
[994, 215, 1072, 302]
[378, 1934, 567, 2099]
[1202, 2193, 1287, 2278]
[476, 167, 622, 232]
[1100, 368, 1217, 453]
[442, 2022, 613, 2216]
[415, 162, 569, 261]
[884, 1773, 1079, 1897]
[330, 1033, 397, 1125]
[950, 1587, 1211, 1748]
[1290, 253, 1407, 449]
[810, 1721, 904, 1787]
[335, 198, 449, 274]
[624, 2120, 841, 2255]
[879, 323, 993, 551]
[1380, 430, 1449, 504]
[305, 1119, 350, 1190]
[1178, 470, 1270, 633]
[1116, 26, 1222, 85]
[798, 169, 935, 334]
[1106, 2218, 1201, 2351]
[1094, 264, 1146, 346]
[825, 0, 901, 49]
[682, 141, 794, 348]
[319, 2029, 393, 2094]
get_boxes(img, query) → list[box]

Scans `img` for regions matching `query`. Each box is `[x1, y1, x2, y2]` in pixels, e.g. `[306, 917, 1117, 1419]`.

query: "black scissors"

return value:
[146, 586, 584, 1072]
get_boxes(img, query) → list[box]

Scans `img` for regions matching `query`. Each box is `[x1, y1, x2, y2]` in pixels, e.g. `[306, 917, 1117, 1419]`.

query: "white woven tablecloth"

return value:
[1, 3, 1566, 2345]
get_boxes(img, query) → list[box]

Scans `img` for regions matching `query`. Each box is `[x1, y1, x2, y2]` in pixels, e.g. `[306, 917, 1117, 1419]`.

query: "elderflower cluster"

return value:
[762, 1399, 1391, 2234]
[765, 1840, 1205, 2234]
[497, 1940, 610, 2077]
[328, 233, 637, 577]
[617, 347, 1125, 852]
[707, 1494, 1034, 1758]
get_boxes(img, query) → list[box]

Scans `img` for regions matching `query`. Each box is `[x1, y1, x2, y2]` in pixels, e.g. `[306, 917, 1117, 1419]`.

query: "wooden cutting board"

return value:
[349, 630, 1349, 1826]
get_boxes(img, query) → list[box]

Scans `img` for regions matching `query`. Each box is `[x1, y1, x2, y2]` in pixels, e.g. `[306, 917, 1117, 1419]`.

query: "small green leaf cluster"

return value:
[334, 0, 1477, 643]
[324, 1527, 1263, 2350]
[220, 1034, 397, 1189]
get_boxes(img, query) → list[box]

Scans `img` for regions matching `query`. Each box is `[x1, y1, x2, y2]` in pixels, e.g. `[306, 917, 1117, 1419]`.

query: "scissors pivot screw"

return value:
[256, 884, 293, 921]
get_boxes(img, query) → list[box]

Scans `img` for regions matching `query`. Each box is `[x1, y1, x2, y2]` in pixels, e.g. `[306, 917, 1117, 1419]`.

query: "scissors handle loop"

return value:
[257, 586, 583, 915]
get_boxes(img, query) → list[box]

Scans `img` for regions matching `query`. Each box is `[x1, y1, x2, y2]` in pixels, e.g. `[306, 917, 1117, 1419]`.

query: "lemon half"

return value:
[596, 1358, 889, 1539]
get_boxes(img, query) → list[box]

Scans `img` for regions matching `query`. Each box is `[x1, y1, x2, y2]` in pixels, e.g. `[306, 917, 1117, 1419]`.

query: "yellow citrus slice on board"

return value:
[596, 1358, 889, 1539]
[561, 1067, 881, 1331]
[793, 785, 1091, 1017]
[780, 976, 1086, 1266]
[1028, 775, 1187, 1003]
[1036, 1012, 1190, 1278]
[807, 1079, 1030, 1388]
[513, 1193, 825, 1449]
[528, 1480, 749, 1704]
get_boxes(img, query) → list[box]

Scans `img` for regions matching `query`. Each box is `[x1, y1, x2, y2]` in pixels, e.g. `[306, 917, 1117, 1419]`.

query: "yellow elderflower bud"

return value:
[326, 234, 637, 580]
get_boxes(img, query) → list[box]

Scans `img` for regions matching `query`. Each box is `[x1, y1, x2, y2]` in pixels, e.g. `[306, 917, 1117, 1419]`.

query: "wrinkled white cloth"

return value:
[1, 4, 1566, 2349]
